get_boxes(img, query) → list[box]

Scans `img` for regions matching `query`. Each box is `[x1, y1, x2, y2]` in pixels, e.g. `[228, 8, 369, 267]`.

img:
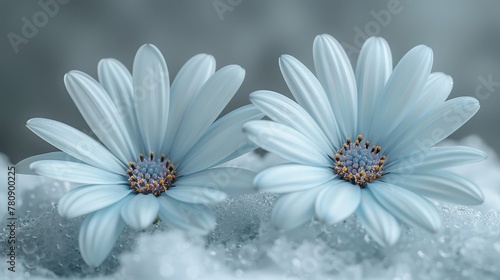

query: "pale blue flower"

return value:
[18, 44, 262, 266]
[244, 35, 484, 247]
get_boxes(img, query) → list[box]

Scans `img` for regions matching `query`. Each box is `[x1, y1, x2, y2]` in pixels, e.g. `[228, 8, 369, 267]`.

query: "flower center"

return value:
[126, 152, 176, 196]
[332, 135, 385, 188]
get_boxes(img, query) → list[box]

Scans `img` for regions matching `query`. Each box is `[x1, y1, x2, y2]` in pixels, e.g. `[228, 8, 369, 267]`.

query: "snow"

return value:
[1, 135, 500, 279]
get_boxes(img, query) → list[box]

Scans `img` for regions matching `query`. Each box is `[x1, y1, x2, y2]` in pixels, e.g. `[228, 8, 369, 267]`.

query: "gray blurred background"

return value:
[1, 0, 499, 163]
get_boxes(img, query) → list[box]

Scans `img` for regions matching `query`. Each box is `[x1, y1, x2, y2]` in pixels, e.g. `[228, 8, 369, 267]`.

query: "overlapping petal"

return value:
[243, 120, 331, 167]
[271, 185, 324, 230]
[79, 199, 129, 267]
[313, 34, 358, 139]
[356, 190, 401, 247]
[315, 181, 361, 224]
[132, 44, 170, 153]
[368, 182, 441, 232]
[64, 71, 136, 162]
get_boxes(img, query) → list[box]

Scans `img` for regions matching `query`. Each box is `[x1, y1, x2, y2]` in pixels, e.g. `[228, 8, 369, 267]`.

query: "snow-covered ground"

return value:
[1, 135, 500, 279]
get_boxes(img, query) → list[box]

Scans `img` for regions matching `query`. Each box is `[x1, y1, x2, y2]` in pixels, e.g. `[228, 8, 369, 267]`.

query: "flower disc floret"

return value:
[127, 152, 176, 196]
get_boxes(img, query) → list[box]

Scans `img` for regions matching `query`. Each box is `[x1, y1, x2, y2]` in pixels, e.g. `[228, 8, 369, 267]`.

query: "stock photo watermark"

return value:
[213, 0, 243, 21]
[5, 165, 17, 272]
[6, 0, 70, 54]
[341, 0, 412, 58]
[475, 74, 500, 100]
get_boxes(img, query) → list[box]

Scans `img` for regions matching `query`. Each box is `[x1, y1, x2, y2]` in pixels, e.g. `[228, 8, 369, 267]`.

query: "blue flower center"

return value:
[126, 152, 176, 196]
[332, 135, 385, 188]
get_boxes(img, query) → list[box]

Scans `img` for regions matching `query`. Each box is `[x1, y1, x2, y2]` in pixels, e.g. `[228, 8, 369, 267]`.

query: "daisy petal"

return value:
[64, 71, 135, 163]
[213, 140, 258, 166]
[419, 72, 453, 109]
[163, 54, 216, 152]
[79, 199, 128, 267]
[98, 58, 141, 152]
[26, 118, 124, 173]
[250, 90, 332, 153]
[132, 44, 170, 153]
[368, 181, 441, 232]
[388, 172, 483, 205]
[372, 45, 433, 144]
[388, 97, 480, 157]
[315, 181, 360, 224]
[157, 196, 216, 235]
[254, 163, 334, 193]
[16, 151, 76, 175]
[355, 37, 392, 136]
[356, 190, 401, 247]
[58, 185, 132, 218]
[279, 54, 341, 147]
[387, 146, 486, 171]
[121, 194, 160, 230]
[170, 65, 245, 162]
[30, 160, 124, 184]
[179, 104, 263, 174]
[313, 34, 357, 138]
[382, 73, 453, 147]
[271, 185, 324, 231]
[243, 120, 331, 167]
[166, 186, 227, 204]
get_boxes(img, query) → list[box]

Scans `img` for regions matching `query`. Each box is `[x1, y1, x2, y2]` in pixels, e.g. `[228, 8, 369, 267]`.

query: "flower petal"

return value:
[64, 71, 136, 162]
[356, 190, 401, 247]
[26, 118, 124, 173]
[313, 34, 357, 139]
[175, 167, 256, 195]
[387, 172, 483, 205]
[368, 181, 441, 232]
[121, 194, 160, 230]
[243, 120, 331, 167]
[279, 54, 341, 147]
[315, 181, 360, 224]
[249, 90, 332, 153]
[132, 44, 170, 153]
[98, 58, 142, 151]
[178, 104, 263, 174]
[371, 45, 433, 144]
[355, 37, 392, 136]
[166, 186, 227, 204]
[30, 160, 124, 184]
[387, 97, 480, 157]
[157, 195, 216, 235]
[162, 54, 216, 152]
[79, 198, 129, 267]
[387, 146, 486, 172]
[255, 163, 334, 193]
[271, 185, 324, 231]
[58, 185, 132, 218]
[381, 73, 453, 146]
[170, 65, 245, 162]
[16, 151, 76, 175]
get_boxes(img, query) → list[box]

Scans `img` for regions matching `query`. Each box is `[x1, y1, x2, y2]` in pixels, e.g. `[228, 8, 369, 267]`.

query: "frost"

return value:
[1, 135, 500, 279]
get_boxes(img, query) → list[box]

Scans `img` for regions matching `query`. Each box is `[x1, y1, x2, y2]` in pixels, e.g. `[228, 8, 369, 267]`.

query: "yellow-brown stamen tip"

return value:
[346, 138, 351, 144]
[161, 154, 165, 162]
[150, 152, 154, 160]
[357, 135, 363, 141]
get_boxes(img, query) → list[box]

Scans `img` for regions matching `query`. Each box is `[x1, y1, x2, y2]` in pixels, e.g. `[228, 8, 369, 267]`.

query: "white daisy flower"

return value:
[243, 35, 484, 247]
[18, 44, 262, 266]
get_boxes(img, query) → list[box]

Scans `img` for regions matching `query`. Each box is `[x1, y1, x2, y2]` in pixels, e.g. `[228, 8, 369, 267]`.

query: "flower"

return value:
[243, 35, 485, 247]
[18, 44, 262, 266]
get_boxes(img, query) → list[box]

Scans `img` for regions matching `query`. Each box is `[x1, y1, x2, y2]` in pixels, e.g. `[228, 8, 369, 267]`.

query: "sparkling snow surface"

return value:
[1, 135, 500, 280]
